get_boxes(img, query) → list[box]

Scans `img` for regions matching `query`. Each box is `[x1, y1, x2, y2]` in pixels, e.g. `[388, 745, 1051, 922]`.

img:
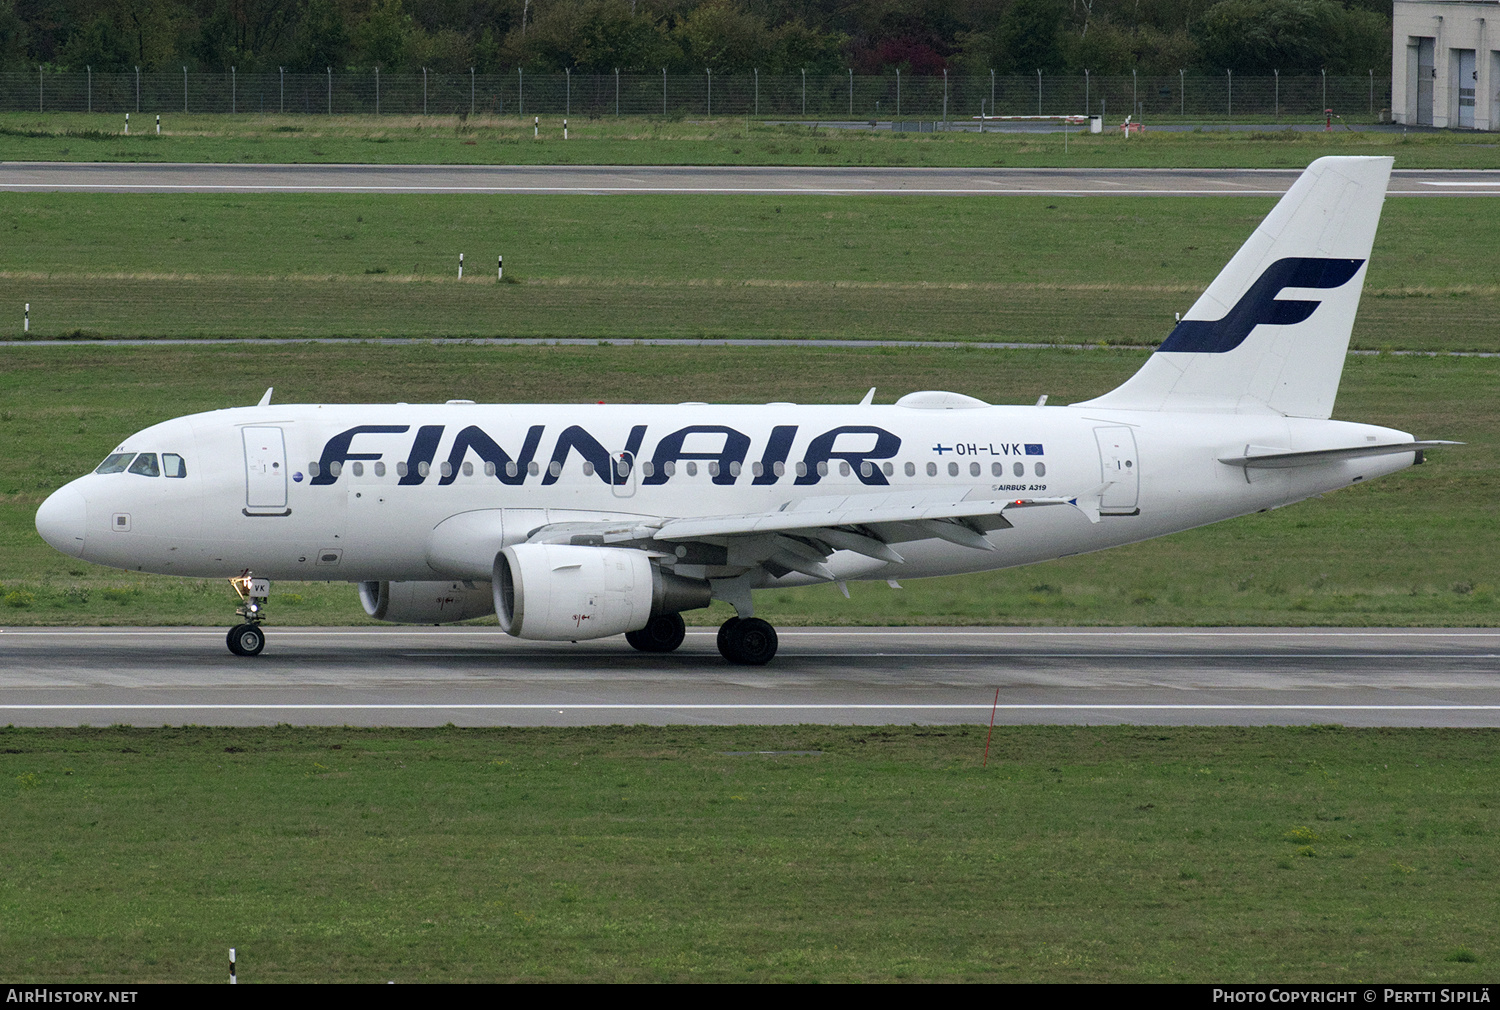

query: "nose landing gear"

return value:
[227, 573, 269, 657]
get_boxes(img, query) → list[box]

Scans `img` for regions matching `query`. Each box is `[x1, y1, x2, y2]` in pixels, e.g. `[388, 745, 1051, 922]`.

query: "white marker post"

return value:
[156, 114, 160, 135]
[230, 948, 236, 984]
[124, 112, 129, 135]
[533, 116, 538, 138]
[563, 118, 568, 140]
[497, 254, 503, 281]
[24, 303, 29, 333]
[458, 253, 464, 279]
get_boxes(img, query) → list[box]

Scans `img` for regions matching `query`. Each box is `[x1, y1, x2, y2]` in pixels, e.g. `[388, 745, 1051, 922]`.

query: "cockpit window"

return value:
[95, 453, 135, 474]
[127, 453, 160, 477]
[162, 453, 187, 478]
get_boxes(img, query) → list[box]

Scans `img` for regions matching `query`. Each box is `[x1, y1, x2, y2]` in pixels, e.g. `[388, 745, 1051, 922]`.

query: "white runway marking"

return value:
[4, 703, 1500, 712]
[0, 183, 1300, 196]
[396, 652, 1499, 660]
[7, 628, 1500, 638]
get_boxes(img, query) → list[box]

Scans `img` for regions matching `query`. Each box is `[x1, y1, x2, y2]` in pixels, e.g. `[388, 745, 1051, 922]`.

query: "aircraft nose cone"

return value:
[36, 484, 87, 558]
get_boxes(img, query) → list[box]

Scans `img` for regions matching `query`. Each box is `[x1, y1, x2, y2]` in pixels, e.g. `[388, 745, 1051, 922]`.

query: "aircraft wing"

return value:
[523, 486, 1103, 582]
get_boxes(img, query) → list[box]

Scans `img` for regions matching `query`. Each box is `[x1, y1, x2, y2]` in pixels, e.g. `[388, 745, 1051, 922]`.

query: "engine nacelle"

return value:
[359, 580, 493, 624]
[494, 543, 711, 641]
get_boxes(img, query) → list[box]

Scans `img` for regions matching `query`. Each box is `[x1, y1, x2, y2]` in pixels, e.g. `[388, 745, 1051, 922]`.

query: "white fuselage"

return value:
[38, 400, 1415, 588]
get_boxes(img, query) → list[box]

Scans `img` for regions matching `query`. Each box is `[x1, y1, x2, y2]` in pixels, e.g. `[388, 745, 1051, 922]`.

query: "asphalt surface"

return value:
[3, 626, 1498, 728]
[2, 162, 1498, 196]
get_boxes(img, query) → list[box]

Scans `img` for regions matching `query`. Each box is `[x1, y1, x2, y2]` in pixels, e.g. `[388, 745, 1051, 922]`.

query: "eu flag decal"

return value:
[1024, 444, 1044, 455]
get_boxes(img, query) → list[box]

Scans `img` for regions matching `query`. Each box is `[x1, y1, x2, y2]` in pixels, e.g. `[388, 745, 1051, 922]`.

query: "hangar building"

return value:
[1393, 0, 1499, 129]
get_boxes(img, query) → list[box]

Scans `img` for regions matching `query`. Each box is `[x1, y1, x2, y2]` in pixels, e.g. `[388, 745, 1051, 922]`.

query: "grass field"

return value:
[1, 724, 1495, 982]
[2, 112, 1498, 168]
[1, 193, 1496, 351]
[0, 343, 1493, 628]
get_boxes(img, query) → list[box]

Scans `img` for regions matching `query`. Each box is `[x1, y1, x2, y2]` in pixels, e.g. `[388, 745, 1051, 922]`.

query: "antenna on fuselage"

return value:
[858, 387, 876, 406]
[256, 387, 273, 407]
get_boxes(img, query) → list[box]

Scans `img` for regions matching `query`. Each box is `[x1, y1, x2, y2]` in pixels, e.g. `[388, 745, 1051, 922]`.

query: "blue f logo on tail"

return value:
[1159, 257, 1365, 354]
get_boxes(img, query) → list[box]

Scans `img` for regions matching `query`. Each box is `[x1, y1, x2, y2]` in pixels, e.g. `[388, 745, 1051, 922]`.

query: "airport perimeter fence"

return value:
[0, 70, 1393, 122]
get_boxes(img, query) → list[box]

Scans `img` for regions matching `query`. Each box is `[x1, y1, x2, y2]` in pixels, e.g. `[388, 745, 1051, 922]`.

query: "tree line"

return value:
[0, 0, 1393, 78]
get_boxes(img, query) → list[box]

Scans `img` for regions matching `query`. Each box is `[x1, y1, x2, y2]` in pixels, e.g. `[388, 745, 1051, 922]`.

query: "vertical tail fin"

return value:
[1077, 156, 1392, 419]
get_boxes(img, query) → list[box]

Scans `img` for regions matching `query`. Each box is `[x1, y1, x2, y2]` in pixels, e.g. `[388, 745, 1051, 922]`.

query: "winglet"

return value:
[257, 387, 273, 407]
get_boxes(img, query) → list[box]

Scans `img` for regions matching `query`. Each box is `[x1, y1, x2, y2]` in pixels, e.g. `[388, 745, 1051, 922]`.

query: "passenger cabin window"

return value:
[1013, 462, 1024, 477]
[162, 453, 187, 478]
[127, 453, 160, 477]
[1035, 462, 1047, 477]
[905, 462, 916, 477]
[926, 462, 937, 477]
[375, 462, 387, 477]
[970, 462, 981, 477]
[462, 462, 474, 477]
[351, 462, 364, 477]
[96, 453, 135, 474]
[947, 462, 959, 477]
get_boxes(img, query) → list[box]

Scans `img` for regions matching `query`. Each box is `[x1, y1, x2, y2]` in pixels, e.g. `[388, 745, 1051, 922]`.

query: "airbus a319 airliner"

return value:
[35, 157, 1454, 663]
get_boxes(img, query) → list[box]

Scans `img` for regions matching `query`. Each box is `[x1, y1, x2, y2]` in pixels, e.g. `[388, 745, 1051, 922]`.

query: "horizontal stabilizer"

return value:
[1218, 441, 1461, 469]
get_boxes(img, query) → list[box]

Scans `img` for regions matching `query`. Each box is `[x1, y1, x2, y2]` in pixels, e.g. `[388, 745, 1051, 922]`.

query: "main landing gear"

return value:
[623, 612, 780, 664]
[716, 617, 778, 665]
[625, 612, 687, 653]
[226, 573, 268, 657]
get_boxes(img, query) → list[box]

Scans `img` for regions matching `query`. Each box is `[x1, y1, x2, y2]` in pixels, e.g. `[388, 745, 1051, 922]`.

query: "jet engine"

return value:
[494, 543, 711, 641]
[358, 580, 494, 624]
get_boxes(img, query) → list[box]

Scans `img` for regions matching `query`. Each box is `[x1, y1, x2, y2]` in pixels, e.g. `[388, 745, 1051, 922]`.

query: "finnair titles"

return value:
[36, 157, 1455, 664]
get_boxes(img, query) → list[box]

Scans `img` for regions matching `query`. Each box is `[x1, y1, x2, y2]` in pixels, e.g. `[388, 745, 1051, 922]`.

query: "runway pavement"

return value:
[2, 162, 1498, 196]
[3, 626, 1498, 728]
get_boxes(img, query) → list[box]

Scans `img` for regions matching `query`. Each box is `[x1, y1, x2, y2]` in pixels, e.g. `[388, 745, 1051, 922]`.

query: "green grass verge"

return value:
[2, 724, 1496, 982]
[2, 112, 1498, 167]
[1, 193, 1496, 351]
[0, 344, 1493, 627]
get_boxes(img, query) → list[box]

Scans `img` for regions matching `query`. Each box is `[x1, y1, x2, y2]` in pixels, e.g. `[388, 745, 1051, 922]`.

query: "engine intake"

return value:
[359, 580, 493, 624]
[494, 543, 711, 641]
